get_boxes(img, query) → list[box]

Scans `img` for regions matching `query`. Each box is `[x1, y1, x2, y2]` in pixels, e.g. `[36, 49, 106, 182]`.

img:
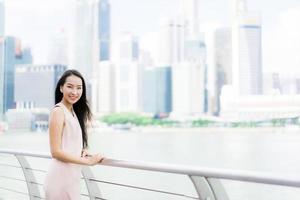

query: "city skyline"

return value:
[1, 0, 300, 121]
[3, 0, 300, 73]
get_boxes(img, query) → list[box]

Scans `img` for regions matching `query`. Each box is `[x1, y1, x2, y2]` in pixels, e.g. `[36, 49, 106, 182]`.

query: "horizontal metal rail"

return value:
[1, 148, 300, 200]
[0, 186, 30, 197]
[100, 159, 300, 188]
[91, 178, 198, 199]
[0, 186, 89, 200]
[0, 174, 27, 182]
[1, 148, 299, 188]
[0, 163, 22, 169]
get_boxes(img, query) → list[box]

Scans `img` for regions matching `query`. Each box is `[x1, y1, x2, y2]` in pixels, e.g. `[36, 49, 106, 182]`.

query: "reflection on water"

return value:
[1, 128, 300, 199]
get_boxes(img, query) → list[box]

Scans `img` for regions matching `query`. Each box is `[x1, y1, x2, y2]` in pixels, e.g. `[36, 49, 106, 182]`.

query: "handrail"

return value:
[0, 149, 51, 159]
[1, 148, 298, 188]
[1, 148, 300, 200]
[100, 158, 300, 188]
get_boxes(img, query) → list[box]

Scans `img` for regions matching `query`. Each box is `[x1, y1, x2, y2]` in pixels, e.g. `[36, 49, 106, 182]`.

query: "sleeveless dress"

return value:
[44, 103, 83, 200]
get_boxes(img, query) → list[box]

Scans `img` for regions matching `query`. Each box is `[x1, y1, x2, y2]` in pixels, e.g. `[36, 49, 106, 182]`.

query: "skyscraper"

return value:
[172, 62, 205, 117]
[0, 37, 4, 117]
[92, 61, 115, 114]
[158, 17, 185, 66]
[0, 37, 18, 116]
[214, 27, 232, 115]
[115, 33, 142, 112]
[69, 0, 98, 80]
[143, 67, 172, 114]
[48, 29, 68, 65]
[0, 37, 32, 118]
[98, 0, 110, 61]
[180, 0, 199, 38]
[232, 0, 262, 95]
[0, 0, 4, 36]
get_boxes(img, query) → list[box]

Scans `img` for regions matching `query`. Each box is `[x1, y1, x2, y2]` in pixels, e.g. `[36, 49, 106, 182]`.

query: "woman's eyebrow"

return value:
[66, 82, 83, 87]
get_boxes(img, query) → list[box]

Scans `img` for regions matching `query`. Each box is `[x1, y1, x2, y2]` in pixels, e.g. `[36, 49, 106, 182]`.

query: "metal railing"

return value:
[1, 148, 300, 200]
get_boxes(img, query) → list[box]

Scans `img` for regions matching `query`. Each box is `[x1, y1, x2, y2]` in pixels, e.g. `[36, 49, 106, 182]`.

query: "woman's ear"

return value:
[60, 86, 63, 93]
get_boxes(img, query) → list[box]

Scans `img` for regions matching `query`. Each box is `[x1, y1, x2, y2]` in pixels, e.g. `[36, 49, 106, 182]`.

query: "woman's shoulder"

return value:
[50, 104, 65, 117]
[49, 106, 65, 124]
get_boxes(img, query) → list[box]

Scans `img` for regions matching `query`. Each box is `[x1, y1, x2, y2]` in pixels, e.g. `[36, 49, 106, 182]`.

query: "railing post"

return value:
[207, 178, 229, 200]
[189, 175, 217, 200]
[15, 155, 41, 200]
[81, 166, 102, 200]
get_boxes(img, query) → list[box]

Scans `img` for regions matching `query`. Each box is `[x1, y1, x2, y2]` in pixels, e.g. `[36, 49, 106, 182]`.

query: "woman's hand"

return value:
[84, 154, 105, 166]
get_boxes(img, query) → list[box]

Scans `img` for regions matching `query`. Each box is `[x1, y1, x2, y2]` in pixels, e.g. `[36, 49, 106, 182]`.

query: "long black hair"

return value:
[54, 69, 92, 149]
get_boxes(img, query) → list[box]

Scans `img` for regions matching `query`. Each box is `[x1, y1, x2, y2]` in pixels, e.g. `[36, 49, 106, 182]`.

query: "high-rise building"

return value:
[0, 37, 32, 118]
[48, 29, 68, 65]
[215, 28, 232, 85]
[232, 0, 262, 95]
[118, 33, 139, 62]
[19, 48, 33, 64]
[0, 37, 4, 117]
[69, 0, 98, 80]
[142, 68, 157, 113]
[214, 27, 232, 115]
[158, 17, 185, 66]
[184, 36, 206, 63]
[98, 0, 110, 61]
[274, 9, 300, 75]
[92, 61, 115, 113]
[172, 38, 206, 116]
[179, 0, 199, 38]
[14, 64, 66, 109]
[171, 62, 205, 118]
[0, 0, 4, 36]
[143, 66, 172, 114]
[115, 33, 142, 112]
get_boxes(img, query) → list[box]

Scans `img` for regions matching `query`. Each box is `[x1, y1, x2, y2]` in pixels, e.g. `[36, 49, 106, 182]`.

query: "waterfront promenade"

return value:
[1, 127, 300, 199]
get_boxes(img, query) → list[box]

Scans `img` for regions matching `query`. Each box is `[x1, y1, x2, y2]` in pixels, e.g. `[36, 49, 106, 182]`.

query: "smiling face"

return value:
[60, 75, 83, 106]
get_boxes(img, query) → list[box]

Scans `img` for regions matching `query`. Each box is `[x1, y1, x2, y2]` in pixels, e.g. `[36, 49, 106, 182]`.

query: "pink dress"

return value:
[44, 103, 83, 200]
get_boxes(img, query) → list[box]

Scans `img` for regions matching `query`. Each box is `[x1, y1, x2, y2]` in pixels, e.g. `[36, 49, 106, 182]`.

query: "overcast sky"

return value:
[5, 0, 300, 35]
[3, 0, 300, 73]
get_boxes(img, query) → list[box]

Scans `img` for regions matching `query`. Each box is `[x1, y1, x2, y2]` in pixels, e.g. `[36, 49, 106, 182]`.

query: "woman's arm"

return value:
[49, 107, 103, 166]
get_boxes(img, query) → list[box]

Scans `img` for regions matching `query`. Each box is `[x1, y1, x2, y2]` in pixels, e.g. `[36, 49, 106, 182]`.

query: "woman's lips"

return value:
[69, 96, 78, 100]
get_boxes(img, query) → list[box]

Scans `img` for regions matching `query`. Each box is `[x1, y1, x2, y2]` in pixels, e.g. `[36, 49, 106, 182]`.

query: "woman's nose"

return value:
[71, 89, 77, 94]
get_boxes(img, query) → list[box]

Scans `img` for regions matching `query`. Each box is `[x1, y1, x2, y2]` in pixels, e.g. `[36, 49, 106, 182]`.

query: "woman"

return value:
[44, 69, 104, 200]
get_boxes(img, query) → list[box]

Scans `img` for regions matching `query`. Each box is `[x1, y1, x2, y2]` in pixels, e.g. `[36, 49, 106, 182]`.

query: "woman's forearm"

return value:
[51, 149, 89, 165]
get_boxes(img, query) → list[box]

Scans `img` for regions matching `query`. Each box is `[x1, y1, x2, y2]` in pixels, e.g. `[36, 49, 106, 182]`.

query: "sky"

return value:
[3, 0, 300, 73]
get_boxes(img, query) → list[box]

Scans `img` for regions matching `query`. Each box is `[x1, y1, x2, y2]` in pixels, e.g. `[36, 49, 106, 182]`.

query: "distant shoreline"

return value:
[91, 126, 300, 134]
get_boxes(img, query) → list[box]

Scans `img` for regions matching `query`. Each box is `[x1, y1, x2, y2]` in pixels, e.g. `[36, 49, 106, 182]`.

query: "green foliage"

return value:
[271, 119, 286, 127]
[231, 121, 258, 128]
[191, 120, 214, 127]
[101, 113, 178, 127]
[100, 113, 297, 128]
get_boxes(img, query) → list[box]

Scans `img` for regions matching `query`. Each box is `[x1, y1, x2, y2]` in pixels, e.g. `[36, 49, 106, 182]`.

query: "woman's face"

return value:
[60, 75, 83, 105]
